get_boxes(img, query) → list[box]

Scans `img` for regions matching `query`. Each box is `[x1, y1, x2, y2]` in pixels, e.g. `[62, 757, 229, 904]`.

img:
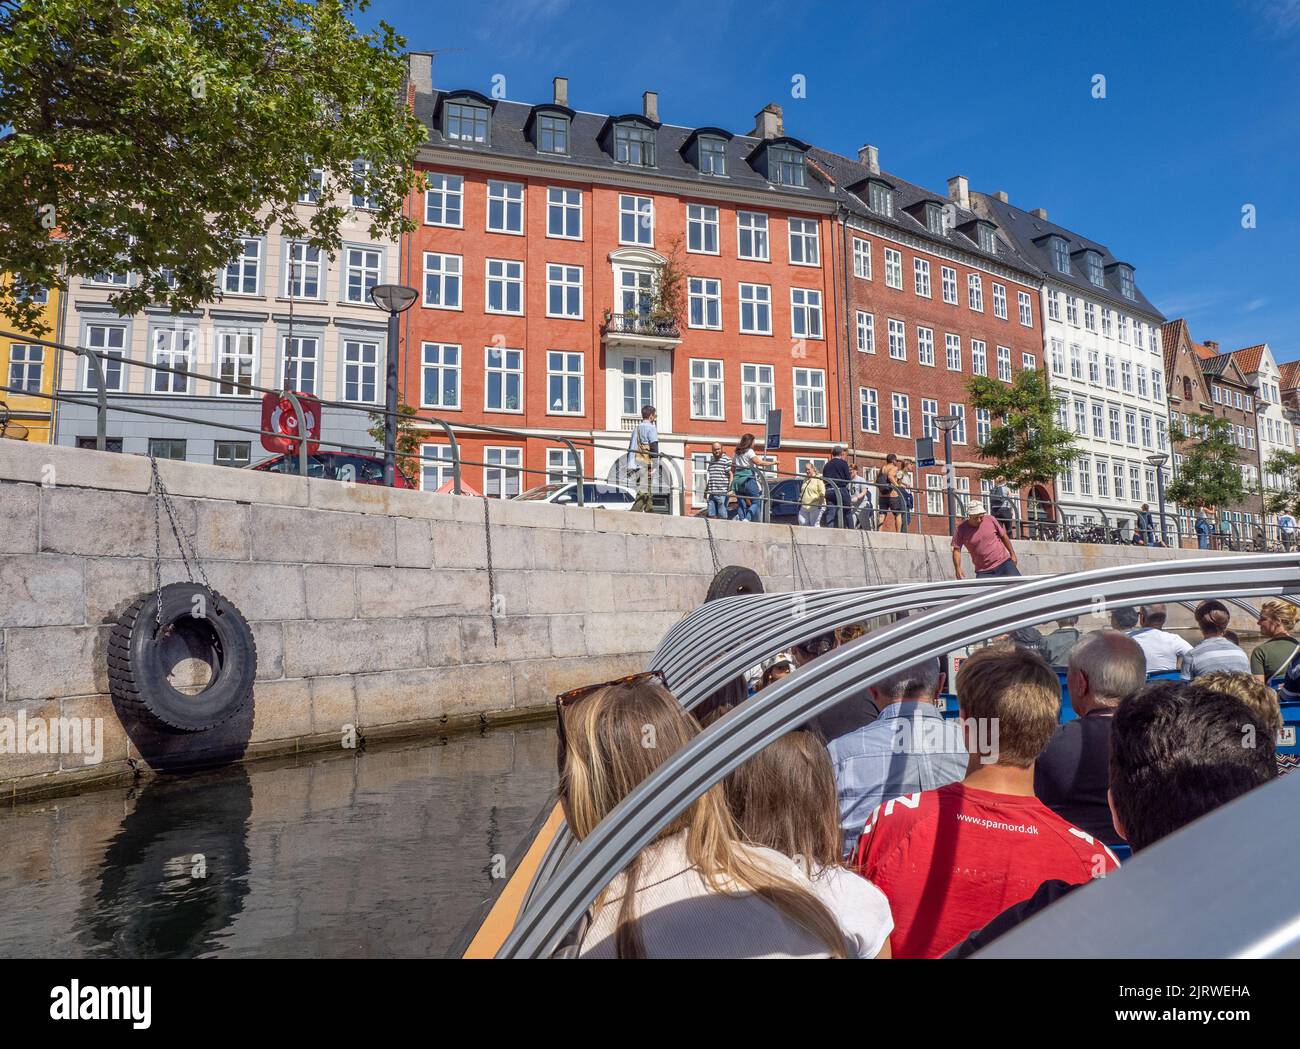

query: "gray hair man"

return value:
[826, 656, 966, 857]
[1034, 630, 1147, 844]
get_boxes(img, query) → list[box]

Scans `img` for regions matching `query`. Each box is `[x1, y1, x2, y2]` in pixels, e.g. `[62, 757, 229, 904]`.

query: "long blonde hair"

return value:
[558, 678, 847, 958]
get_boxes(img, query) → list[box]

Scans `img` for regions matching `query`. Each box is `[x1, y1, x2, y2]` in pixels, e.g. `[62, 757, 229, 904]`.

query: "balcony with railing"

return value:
[601, 310, 681, 346]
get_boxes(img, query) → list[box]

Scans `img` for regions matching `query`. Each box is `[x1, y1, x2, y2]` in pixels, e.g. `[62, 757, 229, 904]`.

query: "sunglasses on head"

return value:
[555, 670, 669, 752]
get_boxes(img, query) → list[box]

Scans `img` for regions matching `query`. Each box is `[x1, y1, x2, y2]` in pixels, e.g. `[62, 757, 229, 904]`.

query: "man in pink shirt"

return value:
[951, 500, 1020, 579]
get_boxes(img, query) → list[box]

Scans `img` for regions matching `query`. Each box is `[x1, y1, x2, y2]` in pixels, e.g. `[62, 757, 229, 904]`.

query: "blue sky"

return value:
[365, 0, 1300, 362]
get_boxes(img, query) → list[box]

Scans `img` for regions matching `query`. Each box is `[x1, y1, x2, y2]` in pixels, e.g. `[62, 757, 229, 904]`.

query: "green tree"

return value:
[367, 401, 422, 485]
[967, 369, 1079, 489]
[1263, 449, 1300, 516]
[0, 0, 425, 334]
[1165, 414, 1246, 509]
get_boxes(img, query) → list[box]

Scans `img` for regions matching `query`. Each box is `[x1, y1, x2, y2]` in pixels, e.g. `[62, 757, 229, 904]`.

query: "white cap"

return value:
[966, 499, 987, 516]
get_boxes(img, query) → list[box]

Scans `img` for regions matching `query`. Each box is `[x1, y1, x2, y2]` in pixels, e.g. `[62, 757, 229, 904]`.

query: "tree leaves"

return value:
[1165, 414, 1248, 509]
[967, 368, 1080, 490]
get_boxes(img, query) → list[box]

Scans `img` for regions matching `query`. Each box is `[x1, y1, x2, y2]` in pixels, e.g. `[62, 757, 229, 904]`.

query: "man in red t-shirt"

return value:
[951, 501, 1019, 579]
[852, 644, 1117, 958]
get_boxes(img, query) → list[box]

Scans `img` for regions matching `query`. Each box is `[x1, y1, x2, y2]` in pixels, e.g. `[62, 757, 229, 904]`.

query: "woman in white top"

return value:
[725, 728, 894, 958]
[557, 672, 849, 958]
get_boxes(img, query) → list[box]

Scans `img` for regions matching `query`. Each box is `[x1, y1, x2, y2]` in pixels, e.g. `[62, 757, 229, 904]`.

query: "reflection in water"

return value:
[0, 719, 557, 958]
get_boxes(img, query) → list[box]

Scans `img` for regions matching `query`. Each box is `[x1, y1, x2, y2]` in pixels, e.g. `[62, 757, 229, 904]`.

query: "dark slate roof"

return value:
[973, 192, 1164, 322]
[1199, 354, 1231, 376]
[808, 148, 1039, 279]
[414, 90, 839, 204]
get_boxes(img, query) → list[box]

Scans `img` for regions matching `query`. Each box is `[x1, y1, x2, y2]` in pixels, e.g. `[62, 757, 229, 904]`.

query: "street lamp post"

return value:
[369, 284, 419, 487]
[1147, 452, 1170, 547]
[936, 414, 960, 536]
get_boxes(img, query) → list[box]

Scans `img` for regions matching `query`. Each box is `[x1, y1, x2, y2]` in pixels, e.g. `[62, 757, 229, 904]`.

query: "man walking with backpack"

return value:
[627, 404, 659, 512]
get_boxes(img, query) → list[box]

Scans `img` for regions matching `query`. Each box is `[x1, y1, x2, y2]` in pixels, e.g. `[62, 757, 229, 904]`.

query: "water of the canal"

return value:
[0, 718, 557, 958]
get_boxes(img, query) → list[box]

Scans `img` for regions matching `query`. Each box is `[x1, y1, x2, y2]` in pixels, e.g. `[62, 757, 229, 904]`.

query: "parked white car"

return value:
[513, 481, 637, 510]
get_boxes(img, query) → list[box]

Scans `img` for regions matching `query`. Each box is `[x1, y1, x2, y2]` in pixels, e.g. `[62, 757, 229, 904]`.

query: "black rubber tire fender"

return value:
[705, 565, 764, 602]
[107, 583, 257, 733]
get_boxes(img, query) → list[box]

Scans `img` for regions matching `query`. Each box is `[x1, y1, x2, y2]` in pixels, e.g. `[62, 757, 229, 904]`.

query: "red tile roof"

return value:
[1280, 360, 1300, 391]
[1230, 344, 1267, 374]
[1161, 319, 1187, 379]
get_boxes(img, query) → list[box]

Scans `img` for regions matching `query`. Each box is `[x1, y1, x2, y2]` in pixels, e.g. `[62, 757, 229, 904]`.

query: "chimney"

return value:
[553, 76, 569, 107]
[994, 190, 1009, 203]
[406, 52, 433, 96]
[1205, 340, 1219, 353]
[1030, 207, 1049, 220]
[642, 90, 659, 123]
[947, 175, 970, 211]
[857, 144, 880, 174]
[751, 103, 784, 140]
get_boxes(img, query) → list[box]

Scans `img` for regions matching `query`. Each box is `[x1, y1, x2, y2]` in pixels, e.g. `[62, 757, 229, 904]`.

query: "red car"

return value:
[250, 451, 416, 488]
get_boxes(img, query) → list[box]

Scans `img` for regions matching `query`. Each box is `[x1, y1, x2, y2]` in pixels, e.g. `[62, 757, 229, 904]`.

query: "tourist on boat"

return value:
[794, 630, 879, 743]
[1250, 600, 1300, 684]
[1040, 617, 1083, 668]
[1034, 631, 1146, 845]
[950, 500, 1019, 579]
[759, 660, 794, 690]
[945, 679, 1276, 957]
[827, 656, 965, 857]
[1182, 600, 1250, 680]
[1124, 603, 1193, 674]
[852, 644, 1118, 958]
[555, 673, 849, 958]
[1197, 671, 1290, 775]
[726, 730, 893, 958]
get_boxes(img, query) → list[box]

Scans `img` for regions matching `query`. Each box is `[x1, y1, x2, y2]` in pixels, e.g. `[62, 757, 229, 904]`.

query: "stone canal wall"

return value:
[0, 439, 1236, 798]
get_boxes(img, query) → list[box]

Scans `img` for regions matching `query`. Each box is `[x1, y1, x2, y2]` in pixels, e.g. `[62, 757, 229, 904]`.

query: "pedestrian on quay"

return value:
[799, 462, 827, 527]
[1278, 510, 1297, 552]
[876, 454, 903, 532]
[821, 447, 853, 528]
[1135, 503, 1156, 546]
[951, 500, 1020, 579]
[704, 442, 732, 520]
[731, 433, 776, 522]
[850, 464, 875, 530]
[1196, 504, 1212, 550]
[627, 404, 659, 513]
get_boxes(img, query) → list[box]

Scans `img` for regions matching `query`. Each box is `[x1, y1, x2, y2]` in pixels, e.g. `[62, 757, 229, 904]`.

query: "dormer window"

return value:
[768, 144, 804, 187]
[866, 180, 893, 217]
[1117, 265, 1136, 299]
[699, 136, 727, 176]
[538, 113, 569, 154]
[615, 122, 656, 166]
[1084, 250, 1104, 287]
[924, 203, 947, 236]
[976, 222, 997, 254]
[1050, 236, 1070, 274]
[445, 100, 489, 143]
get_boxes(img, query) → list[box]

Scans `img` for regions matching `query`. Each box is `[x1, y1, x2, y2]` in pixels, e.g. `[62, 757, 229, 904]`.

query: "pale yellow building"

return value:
[1, 282, 62, 444]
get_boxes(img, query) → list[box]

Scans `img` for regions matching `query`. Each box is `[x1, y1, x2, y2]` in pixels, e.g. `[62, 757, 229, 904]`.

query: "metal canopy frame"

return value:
[497, 553, 1300, 958]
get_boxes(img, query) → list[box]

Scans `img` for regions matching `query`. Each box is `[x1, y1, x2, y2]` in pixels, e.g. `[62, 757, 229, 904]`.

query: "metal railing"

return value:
[600, 312, 681, 340]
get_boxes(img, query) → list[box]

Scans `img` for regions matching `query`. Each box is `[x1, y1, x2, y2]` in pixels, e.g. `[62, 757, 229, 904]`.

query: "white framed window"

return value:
[971, 340, 987, 377]
[921, 397, 939, 439]
[687, 204, 720, 254]
[547, 448, 583, 486]
[85, 324, 127, 391]
[485, 345, 524, 413]
[945, 333, 962, 371]
[1109, 406, 1122, 442]
[1121, 360, 1133, 393]
[284, 242, 323, 299]
[741, 363, 775, 423]
[1066, 295, 1079, 326]
[1088, 349, 1101, 384]
[1125, 410, 1138, 445]
[485, 258, 524, 315]
[215, 331, 256, 396]
[788, 218, 820, 266]
[350, 159, 376, 210]
[737, 211, 769, 261]
[1060, 463, 1075, 496]
[1070, 344, 1083, 380]
[223, 238, 261, 295]
[852, 237, 871, 279]
[620, 194, 654, 246]
[914, 258, 932, 298]
[546, 264, 583, 319]
[917, 326, 935, 367]
[546, 186, 582, 239]
[422, 252, 462, 309]
[484, 447, 523, 499]
[941, 266, 958, 304]
[690, 358, 724, 420]
[976, 407, 992, 444]
[342, 339, 381, 403]
[967, 273, 984, 312]
[1084, 301, 1097, 331]
[1078, 456, 1092, 496]
[793, 368, 825, 426]
[622, 357, 656, 416]
[950, 403, 967, 444]
[992, 282, 1008, 319]
[1140, 414, 1153, 448]
[1096, 459, 1110, 498]
[884, 248, 903, 289]
[859, 387, 879, 433]
[298, 167, 323, 205]
[425, 172, 464, 227]
[790, 288, 823, 339]
[546, 351, 583, 415]
[344, 246, 382, 305]
[1049, 337, 1065, 375]
[421, 345, 462, 410]
[1092, 402, 1105, 438]
[1103, 355, 1117, 388]
[691, 453, 711, 507]
[739, 283, 772, 334]
[1046, 289, 1061, 322]
[617, 267, 654, 316]
[1101, 308, 1113, 337]
[1119, 315, 1130, 343]
[151, 327, 193, 394]
[688, 277, 722, 330]
[887, 318, 906, 360]
[7, 344, 43, 393]
[1022, 352, 1036, 371]
[891, 392, 911, 437]
[1018, 290, 1033, 326]
[855, 311, 876, 354]
[486, 180, 524, 234]
[282, 334, 319, 395]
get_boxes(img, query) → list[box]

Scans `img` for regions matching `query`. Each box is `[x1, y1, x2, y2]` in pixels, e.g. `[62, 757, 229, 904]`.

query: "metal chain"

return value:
[702, 514, 721, 574]
[149, 456, 214, 625]
[483, 496, 499, 646]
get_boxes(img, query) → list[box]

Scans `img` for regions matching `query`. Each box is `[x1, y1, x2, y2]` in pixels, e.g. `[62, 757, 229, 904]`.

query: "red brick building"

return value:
[402, 70, 844, 508]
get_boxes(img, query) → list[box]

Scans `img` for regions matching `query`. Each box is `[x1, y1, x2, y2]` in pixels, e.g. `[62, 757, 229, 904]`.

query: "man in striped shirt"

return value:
[704, 442, 732, 519]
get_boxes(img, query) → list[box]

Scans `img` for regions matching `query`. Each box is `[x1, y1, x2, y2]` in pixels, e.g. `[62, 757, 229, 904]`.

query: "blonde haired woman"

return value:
[726, 730, 893, 957]
[556, 672, 849, 958]
[798, 462, 827, 527]
[1251, 600, 1300, 684]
